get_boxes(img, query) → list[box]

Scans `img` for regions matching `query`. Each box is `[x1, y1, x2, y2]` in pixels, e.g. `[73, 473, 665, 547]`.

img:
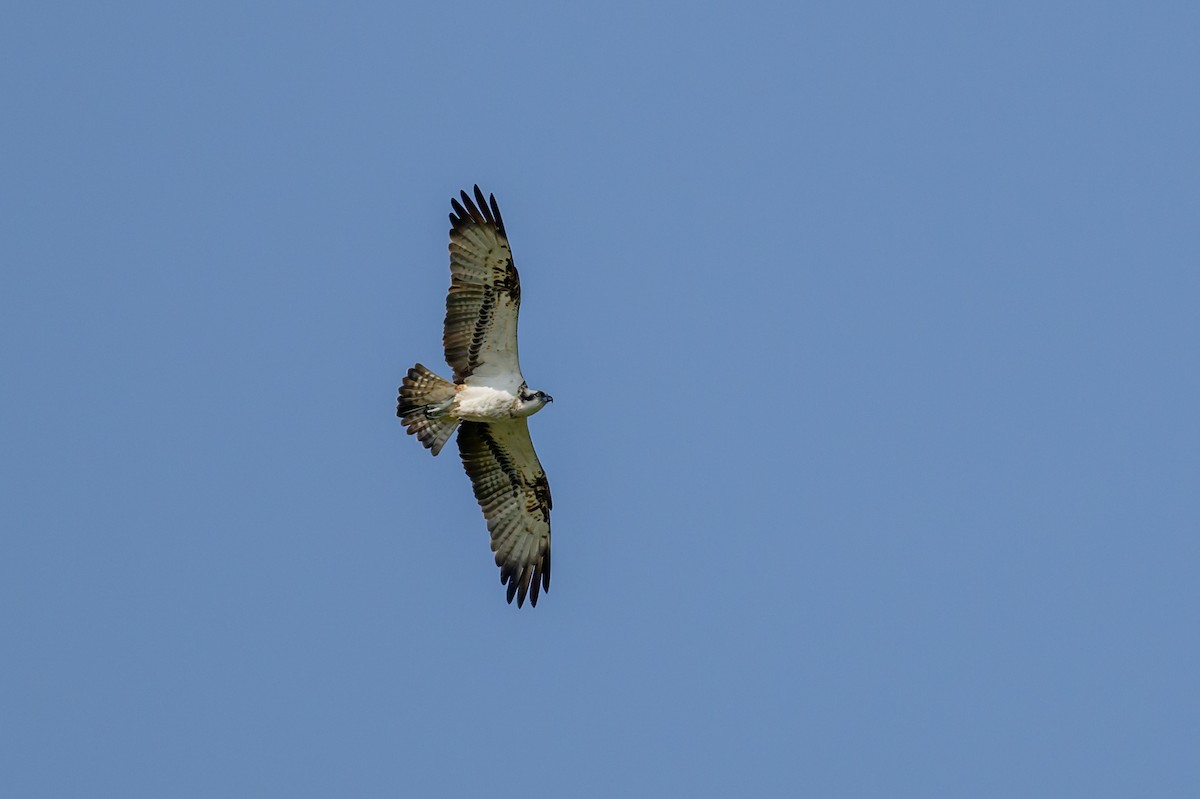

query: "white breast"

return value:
[453, 385, 519, 421]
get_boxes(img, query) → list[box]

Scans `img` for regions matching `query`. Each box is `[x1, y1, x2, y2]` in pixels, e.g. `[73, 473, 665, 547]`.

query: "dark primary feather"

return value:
[448, 185, 507, 236]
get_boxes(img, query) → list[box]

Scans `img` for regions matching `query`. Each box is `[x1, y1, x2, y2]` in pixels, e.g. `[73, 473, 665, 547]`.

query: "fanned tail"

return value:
[397, 364, 459, 456]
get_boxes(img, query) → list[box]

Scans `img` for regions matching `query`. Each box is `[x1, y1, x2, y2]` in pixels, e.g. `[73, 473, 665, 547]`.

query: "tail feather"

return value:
[404, 413, 459, 455]
[397, 364, 459, 456]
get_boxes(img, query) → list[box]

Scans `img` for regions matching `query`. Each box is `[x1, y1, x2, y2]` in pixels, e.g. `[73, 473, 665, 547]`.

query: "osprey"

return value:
[396, 186, 554, 607]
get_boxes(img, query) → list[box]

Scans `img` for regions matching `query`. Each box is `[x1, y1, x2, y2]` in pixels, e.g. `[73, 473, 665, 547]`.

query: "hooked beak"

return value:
[544, 394, 554, 403]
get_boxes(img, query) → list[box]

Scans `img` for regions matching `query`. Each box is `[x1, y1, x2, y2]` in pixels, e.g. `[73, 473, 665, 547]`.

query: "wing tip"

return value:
[499, 552, 549, 609]
[448, 185, 506, 236]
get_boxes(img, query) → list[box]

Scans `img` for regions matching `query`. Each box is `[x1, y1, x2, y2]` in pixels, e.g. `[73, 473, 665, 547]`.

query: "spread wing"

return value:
[457, 419, 551, 607]
[444, 186, 524, 387]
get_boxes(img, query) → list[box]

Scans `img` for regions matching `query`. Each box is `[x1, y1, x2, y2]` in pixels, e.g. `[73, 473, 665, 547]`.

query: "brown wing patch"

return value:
[497, 258, 520, 304]
[528, 472, 552, 516]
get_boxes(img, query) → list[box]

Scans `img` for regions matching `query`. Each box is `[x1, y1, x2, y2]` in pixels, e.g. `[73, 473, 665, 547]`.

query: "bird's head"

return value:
[517, 385, 554, 415]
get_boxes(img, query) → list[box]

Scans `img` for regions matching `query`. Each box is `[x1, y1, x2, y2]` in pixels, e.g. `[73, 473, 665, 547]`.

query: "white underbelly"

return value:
[453, 386, 519, 420]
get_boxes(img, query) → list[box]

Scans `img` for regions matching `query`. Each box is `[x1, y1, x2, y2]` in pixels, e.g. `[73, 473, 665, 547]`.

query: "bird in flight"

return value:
[397, 186, 554, 607]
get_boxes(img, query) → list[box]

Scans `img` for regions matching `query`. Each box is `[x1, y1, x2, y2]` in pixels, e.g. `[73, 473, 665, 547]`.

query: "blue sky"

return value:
[2, 2, 1197, 796]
